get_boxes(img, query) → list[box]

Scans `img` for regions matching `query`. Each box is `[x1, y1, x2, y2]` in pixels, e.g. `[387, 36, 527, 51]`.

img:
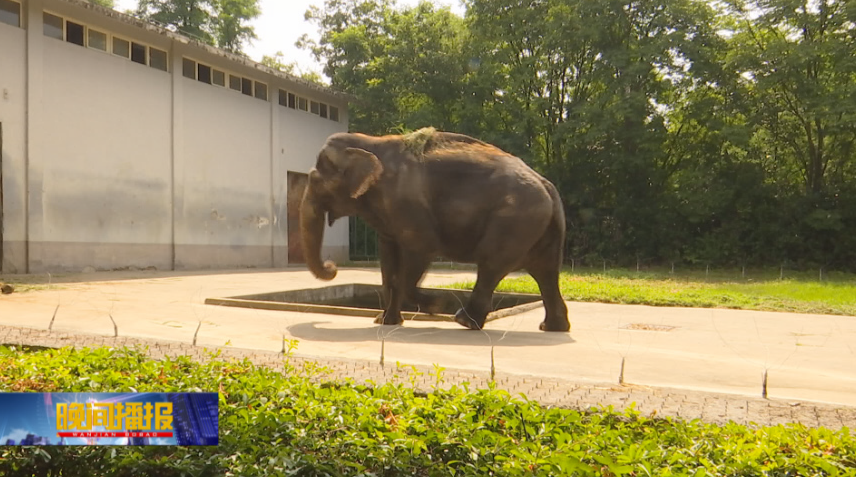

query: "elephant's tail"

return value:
[541, 178, 567, 265]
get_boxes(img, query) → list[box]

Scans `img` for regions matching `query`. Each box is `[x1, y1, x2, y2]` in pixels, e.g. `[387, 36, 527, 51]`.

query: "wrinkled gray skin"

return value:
[299, 129, 570, 332]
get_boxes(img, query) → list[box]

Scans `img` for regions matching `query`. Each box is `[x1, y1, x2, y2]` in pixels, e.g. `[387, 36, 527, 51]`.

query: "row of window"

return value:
[278, 89, 339, 122]
[183, 57, 341, 122]
[0, 0, 20, 28]
[0, 0, 342, 121]
[182, 57, 270, 101]
[43, 11, 168, 72]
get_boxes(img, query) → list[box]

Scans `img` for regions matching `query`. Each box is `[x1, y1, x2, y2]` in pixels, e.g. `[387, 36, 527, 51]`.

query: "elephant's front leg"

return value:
[375, 237, 404, 325]
[378, 237, 397, 309]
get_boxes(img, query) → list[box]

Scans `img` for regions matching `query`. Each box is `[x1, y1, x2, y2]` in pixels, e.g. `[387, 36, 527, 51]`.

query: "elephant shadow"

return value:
[286, 322, 575, 347]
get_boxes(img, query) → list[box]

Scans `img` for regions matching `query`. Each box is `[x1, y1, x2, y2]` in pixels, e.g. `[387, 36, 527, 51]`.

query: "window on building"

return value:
[65, 20, 84, 46]
[254, 82, 267, 100]
[278, 89, 288, 107]
[329, 106, 339, 122]
[229, 74, 241, 91]
[113, 37, 130, 58]
[297, 96, 308, 111]
[319, 103, 328, 119]
[212, 69, 226, 86]
[182, 58, 196, 79]
[87, 29, 107, 51]
[130, 41, 146, 64]
[197, 63, 212, 84]
[0, 0, 21, 28]
[310, 101, 320, 115]
[241, 77, 252, 96]
[288, 92, 296, 109]
[149, 47, 167, 71]
[43, 12, 63, 40]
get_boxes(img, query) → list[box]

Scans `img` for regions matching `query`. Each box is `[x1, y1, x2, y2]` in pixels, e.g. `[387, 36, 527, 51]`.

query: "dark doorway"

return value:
[286, 171, 308, 264]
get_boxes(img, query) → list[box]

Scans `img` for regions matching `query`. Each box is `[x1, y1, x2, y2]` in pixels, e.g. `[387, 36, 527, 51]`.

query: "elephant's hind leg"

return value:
[525, 239, 570, 332]
[455, 214, 547, 330]
[526, 265, 569, 332]
[453, 262, 518, 330]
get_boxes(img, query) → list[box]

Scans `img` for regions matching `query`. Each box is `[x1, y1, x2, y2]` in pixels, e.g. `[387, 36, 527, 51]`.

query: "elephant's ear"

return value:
[344, 147, 384, 198]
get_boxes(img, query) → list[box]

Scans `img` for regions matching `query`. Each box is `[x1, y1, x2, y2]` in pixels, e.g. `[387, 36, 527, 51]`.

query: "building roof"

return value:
[59, 0, 353, 103]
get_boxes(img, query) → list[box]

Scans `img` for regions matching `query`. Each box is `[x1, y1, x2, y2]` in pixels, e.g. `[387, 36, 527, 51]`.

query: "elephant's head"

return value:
[299, 135, 384, 281]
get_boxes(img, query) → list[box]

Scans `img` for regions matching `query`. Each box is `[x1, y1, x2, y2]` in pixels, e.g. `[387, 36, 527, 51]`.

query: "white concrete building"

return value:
[0, 0, 350, 273]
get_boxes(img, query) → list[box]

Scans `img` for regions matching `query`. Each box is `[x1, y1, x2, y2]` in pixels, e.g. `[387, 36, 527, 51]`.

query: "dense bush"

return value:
[0, 345, 854, 476]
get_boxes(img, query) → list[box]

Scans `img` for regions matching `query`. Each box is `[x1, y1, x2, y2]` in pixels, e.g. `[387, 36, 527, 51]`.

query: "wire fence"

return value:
[348, 216, 379, 262]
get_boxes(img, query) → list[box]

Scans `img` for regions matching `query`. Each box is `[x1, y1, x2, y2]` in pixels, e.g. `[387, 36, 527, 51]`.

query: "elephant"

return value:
[299, 127, 570, 332]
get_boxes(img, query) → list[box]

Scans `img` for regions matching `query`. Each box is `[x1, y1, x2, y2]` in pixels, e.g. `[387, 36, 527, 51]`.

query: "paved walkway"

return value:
[1, 268, 855, 431]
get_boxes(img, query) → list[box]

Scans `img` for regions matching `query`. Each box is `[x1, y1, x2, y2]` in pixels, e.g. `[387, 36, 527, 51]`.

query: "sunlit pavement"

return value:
[2, 267, 855, 410]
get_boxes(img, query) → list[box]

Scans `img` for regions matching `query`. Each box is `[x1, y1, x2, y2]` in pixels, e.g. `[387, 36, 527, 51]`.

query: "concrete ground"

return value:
[1, 267, 855, 429]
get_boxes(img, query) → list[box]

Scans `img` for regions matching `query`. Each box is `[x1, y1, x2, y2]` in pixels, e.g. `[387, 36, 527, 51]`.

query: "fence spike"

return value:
[109, 313, 118, 338]
[48, 305, 59, 332]
[490, 345, 496, 381]
[193, 321, 202, 346]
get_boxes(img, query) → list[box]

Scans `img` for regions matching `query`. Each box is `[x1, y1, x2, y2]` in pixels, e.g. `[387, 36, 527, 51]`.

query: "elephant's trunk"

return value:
[299, 189, 338, 281]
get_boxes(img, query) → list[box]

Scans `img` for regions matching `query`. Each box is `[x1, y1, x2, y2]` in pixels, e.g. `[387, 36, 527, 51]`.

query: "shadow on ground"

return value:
[287, 322, 574, 347]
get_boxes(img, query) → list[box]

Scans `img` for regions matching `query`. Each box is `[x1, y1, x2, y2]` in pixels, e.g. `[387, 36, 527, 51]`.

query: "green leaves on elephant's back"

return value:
[402, 127, 438, 156]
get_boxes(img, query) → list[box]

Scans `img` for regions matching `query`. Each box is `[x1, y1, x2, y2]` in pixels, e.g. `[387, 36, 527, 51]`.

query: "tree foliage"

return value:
[136, 0, 259, 53]
[87, 0, 115, 8]
[260, 51, 325, 84]
[303, 0, 856, 271]
[301, 0, 468, 133]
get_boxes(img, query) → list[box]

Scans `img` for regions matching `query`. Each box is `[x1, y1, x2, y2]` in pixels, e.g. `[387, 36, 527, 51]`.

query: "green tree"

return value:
[215, 0, 260, 53]
[299, 0, 856, 271]
[88, 0, 115, 7]
[260, 51, 325, 84]
[137, 0, 216, 44]
[725, 0, 856, 195]
[136, 0, 260, 52]
[466, 0, 723, 263]
[301, 0, 468, 134]
[714, 0, 856, 267]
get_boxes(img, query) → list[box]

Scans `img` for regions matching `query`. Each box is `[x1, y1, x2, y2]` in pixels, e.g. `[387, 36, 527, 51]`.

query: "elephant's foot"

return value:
[374, 311, 403, 326]
[539, 319, 570, 332]
[454, 308, 485, 330]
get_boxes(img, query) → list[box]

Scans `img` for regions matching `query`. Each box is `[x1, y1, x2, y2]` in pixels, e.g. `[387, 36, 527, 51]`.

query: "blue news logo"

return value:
[0, 392, 218, 446]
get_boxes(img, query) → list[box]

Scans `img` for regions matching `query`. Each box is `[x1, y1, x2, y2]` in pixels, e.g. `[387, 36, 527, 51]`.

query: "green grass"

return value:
[446, 267, 856, 316]
[0, 345, 854, 476]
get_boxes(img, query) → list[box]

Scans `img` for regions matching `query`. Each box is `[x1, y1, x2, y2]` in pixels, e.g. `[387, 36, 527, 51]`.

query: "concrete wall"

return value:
[31, 27, 174, 271]
[175, 72, 273, 269]
[0, 21, 27, 273]
[1, 0, 350, 273]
